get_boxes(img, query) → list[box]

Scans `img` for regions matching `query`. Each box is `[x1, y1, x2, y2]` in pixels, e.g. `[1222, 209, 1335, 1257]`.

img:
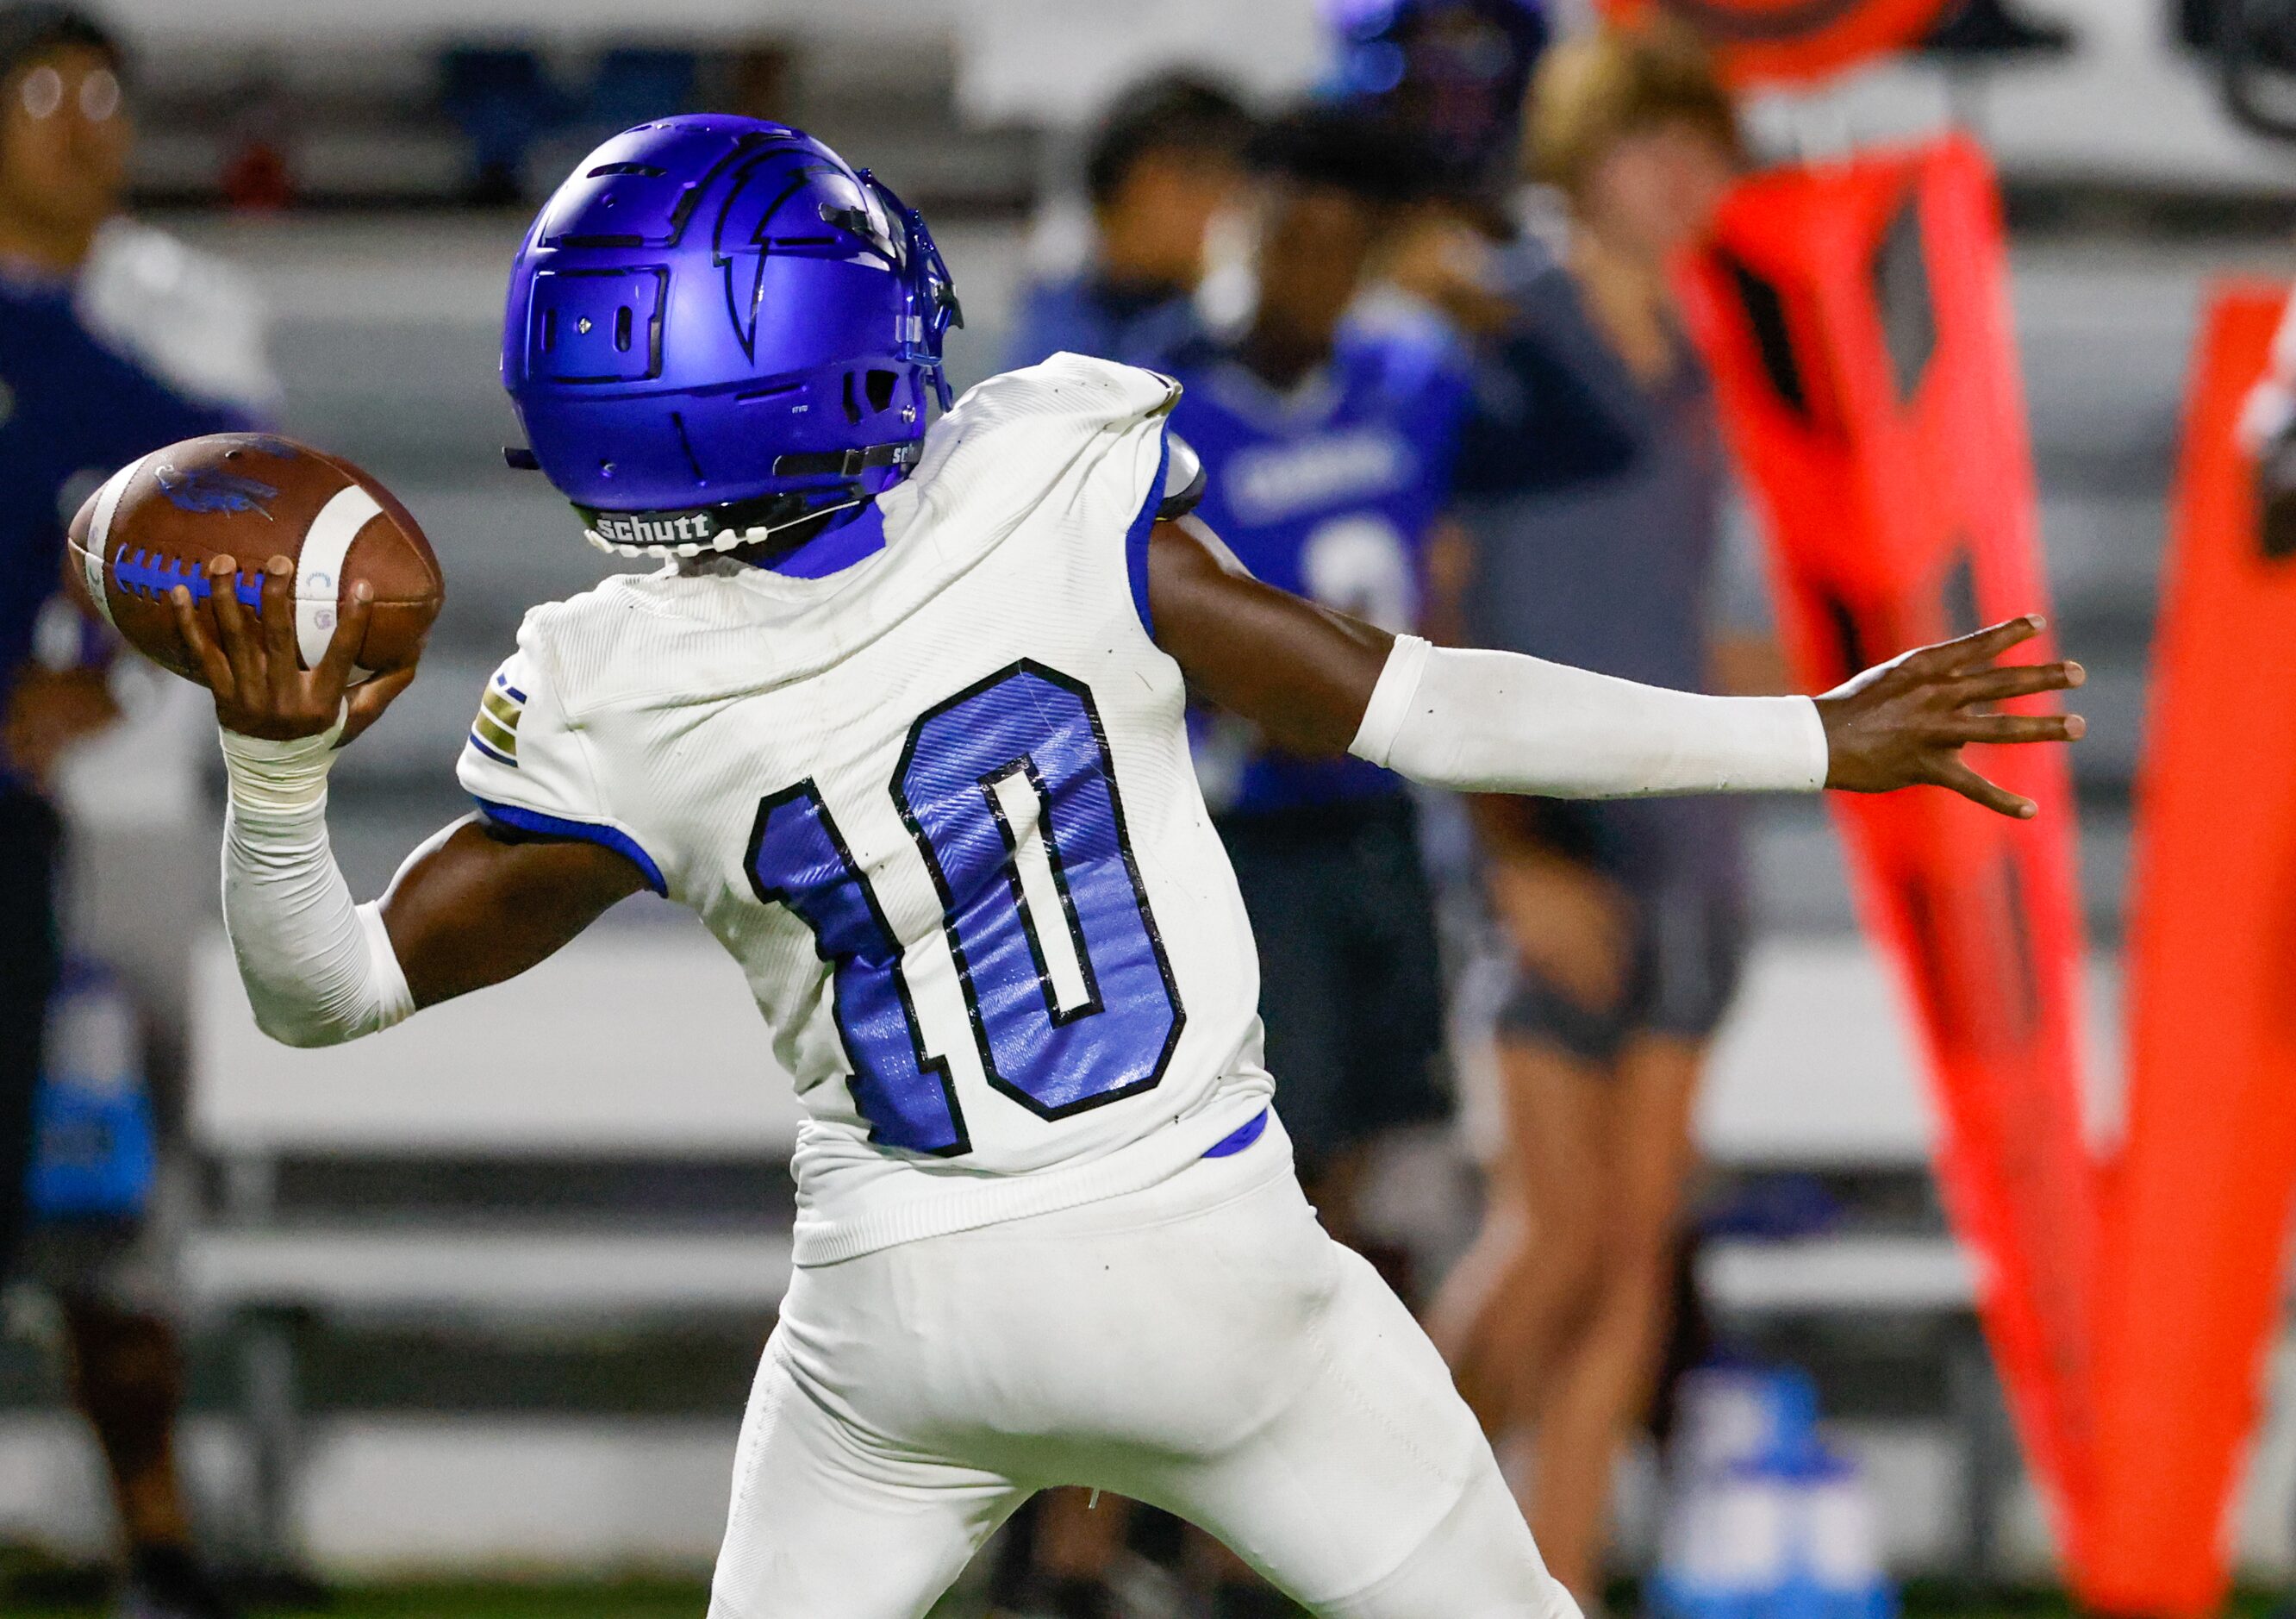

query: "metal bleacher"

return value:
[184, 917, 800, 1564]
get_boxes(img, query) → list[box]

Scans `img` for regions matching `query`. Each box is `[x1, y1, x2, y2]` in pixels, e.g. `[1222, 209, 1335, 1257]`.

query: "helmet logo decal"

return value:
[714, 163, 815, 361]
[712, 159, 896, 362]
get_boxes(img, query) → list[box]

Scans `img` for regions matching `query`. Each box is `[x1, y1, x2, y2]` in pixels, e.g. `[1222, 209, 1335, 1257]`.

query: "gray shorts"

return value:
[1497, 873, 1746, 1063]
[1489, 798, 1747, 1065]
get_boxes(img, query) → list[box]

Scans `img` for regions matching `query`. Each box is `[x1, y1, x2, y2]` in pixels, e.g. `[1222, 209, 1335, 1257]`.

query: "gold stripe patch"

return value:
[480, 691, 523, 731]
[472, 712, 519, 756]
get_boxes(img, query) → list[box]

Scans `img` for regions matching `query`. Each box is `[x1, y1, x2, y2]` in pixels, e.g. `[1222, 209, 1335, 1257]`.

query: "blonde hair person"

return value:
[1401, 22, 1791, 1607]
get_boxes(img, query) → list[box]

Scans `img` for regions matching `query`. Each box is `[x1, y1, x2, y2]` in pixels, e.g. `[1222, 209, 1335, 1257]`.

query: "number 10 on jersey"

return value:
[746, 662, 1186, 1155]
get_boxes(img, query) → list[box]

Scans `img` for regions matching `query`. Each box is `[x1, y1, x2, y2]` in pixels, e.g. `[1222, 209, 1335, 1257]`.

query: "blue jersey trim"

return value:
[1124, 427, 1170, 640]
[473, 798, 669, 897]
[466, 732, 516, 769]
[1202, 1106, 1270, 1159]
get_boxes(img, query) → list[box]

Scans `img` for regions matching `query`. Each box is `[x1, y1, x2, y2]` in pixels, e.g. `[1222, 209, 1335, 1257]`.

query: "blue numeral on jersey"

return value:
[746, 662, 1184, 1155]
[746, 782, 969, 1155]
[895, 661, 1184, 1119]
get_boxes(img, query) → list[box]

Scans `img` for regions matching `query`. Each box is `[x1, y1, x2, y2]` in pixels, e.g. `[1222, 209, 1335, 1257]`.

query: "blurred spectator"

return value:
[2240, 281, 2296, 553]
[0, 6, 275, 1614]
[1001, 72, 1254, 371]
[1394, 22, 1781, 1603]
[584, 47, 699, 134]
[1918, 0, 2074, 57]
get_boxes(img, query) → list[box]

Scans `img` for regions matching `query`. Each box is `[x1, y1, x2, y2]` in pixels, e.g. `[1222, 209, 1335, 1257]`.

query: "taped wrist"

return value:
[218, 713, 345, 819]
[1349, 634, 1829, 797]
[219, 715, 415, 1047]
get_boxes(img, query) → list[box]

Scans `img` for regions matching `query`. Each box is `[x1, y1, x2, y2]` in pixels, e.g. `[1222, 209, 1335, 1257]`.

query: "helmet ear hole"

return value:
[865, 370, 898, 415]
[841, 372, 863, 425]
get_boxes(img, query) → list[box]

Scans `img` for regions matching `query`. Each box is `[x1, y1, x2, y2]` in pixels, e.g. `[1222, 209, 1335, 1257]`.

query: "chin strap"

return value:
[771, 441, 920, 480]
[573, 441, 920, 559]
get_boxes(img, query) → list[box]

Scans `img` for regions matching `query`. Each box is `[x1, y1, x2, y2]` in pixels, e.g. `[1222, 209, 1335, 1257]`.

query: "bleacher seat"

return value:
[185, 917, 801, 1564]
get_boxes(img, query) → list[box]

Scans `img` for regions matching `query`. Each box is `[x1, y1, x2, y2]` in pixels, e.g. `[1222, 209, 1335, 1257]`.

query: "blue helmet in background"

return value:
[502, 115, 960, 556]
[1323, 0, 1548, 197]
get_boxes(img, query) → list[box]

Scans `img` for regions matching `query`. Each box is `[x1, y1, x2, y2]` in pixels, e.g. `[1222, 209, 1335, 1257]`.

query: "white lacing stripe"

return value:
[296, 484, 383, 667]
[81, 453, 152, 630]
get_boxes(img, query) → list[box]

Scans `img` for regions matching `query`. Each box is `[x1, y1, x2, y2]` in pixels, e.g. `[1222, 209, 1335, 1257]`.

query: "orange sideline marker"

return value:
[1681, 134, 2099, 1572]
[2088, 284, 2296, 1616]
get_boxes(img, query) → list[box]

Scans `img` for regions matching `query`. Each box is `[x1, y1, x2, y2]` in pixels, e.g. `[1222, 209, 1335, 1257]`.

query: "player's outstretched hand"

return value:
[1818, 615, 2085, 818]
[170, 553, 417, 746]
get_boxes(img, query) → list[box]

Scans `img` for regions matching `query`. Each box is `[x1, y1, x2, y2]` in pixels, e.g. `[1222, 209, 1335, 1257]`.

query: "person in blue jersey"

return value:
[1161, 105, 1469, 1253]
[1392, 24, 1783, 1599]
[1001, 73, 1254, 372]
[0, 9, 273, 1616]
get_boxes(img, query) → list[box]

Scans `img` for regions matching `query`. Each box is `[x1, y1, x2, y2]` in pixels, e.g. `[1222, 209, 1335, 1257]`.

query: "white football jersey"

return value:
[459, 355, 1274, 1264]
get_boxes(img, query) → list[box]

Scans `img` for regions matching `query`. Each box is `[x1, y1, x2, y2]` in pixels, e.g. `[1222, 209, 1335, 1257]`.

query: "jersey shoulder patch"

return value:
[465, 663, 527, 769]
[453, 603, 672, 896]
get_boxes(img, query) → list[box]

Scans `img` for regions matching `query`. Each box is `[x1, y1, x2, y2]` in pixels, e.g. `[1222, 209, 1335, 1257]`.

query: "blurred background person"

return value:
[1001, 72, 1256, 372]
[1397, 22, 1780, 1603]
[0, 5, 275, 1615]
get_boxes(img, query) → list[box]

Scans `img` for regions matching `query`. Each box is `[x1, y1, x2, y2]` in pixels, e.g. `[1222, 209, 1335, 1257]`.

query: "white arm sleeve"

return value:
[219, 717, 415, 1048]
[1349, 634, 1829, 797]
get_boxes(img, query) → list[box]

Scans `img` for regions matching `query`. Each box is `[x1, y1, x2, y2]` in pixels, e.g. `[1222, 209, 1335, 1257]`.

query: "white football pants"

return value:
[706, 1119, 1579, 1619]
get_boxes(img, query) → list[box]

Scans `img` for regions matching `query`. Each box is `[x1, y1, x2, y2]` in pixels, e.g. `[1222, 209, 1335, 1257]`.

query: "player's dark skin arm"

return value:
[178, 528, 2084, 1012]
[377, 816, 648, 1003]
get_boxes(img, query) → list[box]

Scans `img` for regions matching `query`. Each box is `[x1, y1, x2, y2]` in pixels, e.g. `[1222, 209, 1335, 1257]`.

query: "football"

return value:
[66, 433, 443, 685]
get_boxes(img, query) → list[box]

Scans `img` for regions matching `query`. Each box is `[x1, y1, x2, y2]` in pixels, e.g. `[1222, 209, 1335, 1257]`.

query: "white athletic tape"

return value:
[80, 453, 150, 631]
[295, 484, 383, 669]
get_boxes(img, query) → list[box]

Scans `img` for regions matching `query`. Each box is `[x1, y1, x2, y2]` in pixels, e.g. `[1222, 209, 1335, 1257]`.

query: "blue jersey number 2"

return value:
[746, 661, 1186, 1156]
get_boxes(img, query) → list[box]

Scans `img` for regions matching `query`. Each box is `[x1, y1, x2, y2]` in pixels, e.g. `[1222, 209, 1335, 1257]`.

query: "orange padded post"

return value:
[1681, 134, 2099, 1574]
[2087, 284, 2296, 1616]
[1594, 0, 1953, 86]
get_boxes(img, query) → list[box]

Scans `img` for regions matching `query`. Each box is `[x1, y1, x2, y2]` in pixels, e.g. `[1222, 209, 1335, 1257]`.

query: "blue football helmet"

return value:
[502, 115, 961, 556]
[1322, 0, 1548, 193]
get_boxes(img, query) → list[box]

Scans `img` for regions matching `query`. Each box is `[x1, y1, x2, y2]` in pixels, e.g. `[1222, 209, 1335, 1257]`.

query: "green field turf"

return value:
[3, 1574, 972, 1618]
[7, 1576, 2289, 1618]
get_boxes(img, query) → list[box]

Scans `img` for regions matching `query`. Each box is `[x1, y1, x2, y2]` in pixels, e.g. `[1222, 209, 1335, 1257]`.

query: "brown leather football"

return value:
[65, 433, 443, 685]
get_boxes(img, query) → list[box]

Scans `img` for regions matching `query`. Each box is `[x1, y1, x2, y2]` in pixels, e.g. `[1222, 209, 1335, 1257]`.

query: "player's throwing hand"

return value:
[1816, 614, 2085, 817]
[170, 553, 415, 744]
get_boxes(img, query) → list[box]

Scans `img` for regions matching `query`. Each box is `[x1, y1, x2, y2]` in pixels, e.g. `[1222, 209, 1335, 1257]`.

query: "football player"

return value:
[178, 118, 2081, 1619]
